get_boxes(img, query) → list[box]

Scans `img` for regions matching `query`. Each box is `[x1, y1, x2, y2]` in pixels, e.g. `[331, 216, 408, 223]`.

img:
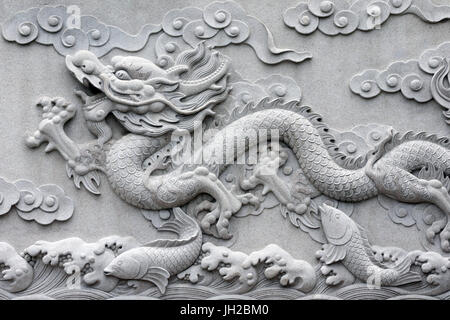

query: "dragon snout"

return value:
[66, 51, 108, 90]
[68, 50, 99, 68]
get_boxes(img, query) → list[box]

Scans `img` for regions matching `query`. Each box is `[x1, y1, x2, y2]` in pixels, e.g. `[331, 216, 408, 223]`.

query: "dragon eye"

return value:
[115, 70, 131, 80]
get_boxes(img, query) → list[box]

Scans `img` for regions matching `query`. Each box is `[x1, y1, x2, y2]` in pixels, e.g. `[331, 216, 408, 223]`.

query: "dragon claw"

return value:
[199, 204, 234, 239]
[26, 96, 105, 194]
[188, 167, 263, 239]
[424, 218, 449, 251]
[193, 200, 216, 217]
[236, 193, 260, 208]
[426, 220, 444, 244]
[203, 192, 260, 239]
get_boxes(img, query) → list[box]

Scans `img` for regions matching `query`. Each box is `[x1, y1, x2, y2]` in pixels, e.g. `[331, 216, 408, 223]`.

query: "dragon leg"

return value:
[180, 167, 258, 239]
[240, 148, 311, 218]
[367, 161, 450, 251]
[26, 96, 107, 193]
[240, 149, 292, 204]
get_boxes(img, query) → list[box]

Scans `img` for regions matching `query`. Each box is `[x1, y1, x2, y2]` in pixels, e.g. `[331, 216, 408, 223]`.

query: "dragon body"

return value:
[103, 104, 450, 241]
[26, 44, 450, 250]
[106, 107, 450, 207]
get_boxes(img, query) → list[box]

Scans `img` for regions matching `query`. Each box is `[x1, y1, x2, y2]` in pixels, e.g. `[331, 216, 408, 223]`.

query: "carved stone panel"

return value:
[0, 0, 449, 300]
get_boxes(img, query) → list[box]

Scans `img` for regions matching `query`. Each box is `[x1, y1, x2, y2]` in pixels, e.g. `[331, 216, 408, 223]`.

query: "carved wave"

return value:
[3, 280, 450, 300]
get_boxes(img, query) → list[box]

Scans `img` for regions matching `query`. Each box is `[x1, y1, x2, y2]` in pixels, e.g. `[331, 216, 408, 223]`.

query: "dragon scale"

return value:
[105, 108, 450, 209]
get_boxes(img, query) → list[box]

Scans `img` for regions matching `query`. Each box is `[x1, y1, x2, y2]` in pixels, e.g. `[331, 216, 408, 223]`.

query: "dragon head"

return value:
[66, 43, 231, 136]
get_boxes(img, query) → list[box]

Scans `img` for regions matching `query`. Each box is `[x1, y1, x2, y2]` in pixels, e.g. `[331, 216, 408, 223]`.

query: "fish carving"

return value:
[103, 207, 202, 294]
[317, 204, 422, 287]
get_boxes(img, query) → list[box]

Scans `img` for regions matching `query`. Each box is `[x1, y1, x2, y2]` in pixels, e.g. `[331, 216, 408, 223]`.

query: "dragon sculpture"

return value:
[25, 43, 450, 254]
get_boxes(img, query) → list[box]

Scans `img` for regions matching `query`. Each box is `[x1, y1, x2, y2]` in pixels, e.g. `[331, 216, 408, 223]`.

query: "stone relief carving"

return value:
[0, 177, 74, 225]
[2, 5, 161, 57]
[0, 0, 449, 301]
[2, 206, 450, 299]
[317, 204, 422, 287]
[180, 242, 317, 293]
[351, 41, 450, 125]
[3, 2, 311, 65]
[0, 242, 34, 293]
[328, 124, 450, 255]
[283, 0, 450, 36]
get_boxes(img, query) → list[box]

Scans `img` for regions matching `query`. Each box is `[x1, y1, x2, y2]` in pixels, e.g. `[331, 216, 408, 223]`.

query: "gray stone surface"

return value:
[0, 0, 449, 300]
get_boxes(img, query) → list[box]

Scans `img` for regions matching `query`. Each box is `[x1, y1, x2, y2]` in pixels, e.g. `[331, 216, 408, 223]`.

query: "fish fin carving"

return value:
[390, 255, 421, 286]
[157, 207, 192, 235]
[158, 207, 197, 236]
[146, 207, 200, 248]
[393, 255, 414, 274]
[140, 267, 170, 294]
[323, 244, 347, 265]
[357, 225, 380, 265]
[391, 271, 423, 286]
